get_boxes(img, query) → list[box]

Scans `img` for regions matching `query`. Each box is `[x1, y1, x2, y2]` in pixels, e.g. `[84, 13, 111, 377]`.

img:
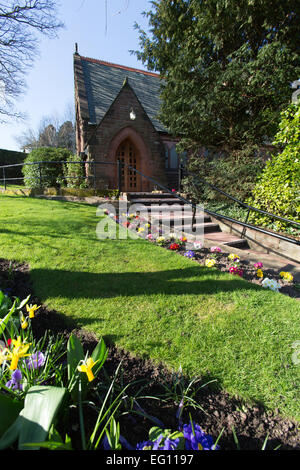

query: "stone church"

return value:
[73, 48, 181, 192]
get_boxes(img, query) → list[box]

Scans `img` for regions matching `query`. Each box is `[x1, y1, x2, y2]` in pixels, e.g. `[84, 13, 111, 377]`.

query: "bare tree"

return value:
[16, 111, 75, 152]
[0, 1, 63, 121]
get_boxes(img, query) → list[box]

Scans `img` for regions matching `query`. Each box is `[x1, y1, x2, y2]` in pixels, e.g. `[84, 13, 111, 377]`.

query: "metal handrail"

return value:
[182, 169, 300, 228]
[0, 159, 299, 245]
[126, 163, 300, 246]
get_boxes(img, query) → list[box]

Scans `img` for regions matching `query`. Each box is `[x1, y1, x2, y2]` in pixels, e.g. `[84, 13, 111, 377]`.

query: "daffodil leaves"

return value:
[0, 385, 67, 450]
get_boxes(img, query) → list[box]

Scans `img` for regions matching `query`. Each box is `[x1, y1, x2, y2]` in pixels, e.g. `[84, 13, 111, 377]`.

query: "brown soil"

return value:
[177, 246, 300, 300]
[0, 258, 299, 451]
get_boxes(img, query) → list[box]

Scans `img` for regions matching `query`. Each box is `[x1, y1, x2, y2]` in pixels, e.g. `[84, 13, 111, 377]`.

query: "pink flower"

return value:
[210, 246, 222, 253]
[254, 262, 263, 269]
[229, 266, 243, 277]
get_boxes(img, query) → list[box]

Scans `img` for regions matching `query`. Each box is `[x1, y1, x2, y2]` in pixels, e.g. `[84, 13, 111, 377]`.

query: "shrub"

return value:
[22, 147, 73, 188]
[182, 145, 265, 204]
[62, 154, 87, 189]
[247, 102, 300, 230]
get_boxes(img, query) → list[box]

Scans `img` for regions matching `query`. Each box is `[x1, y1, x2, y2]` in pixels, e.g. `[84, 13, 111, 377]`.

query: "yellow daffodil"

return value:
[77, 357, 97, 382]
[20, 313, 28, 330]
[7, 336, 31, 370]
[256, 269, 264, 278]
[26, 304, 41, 319]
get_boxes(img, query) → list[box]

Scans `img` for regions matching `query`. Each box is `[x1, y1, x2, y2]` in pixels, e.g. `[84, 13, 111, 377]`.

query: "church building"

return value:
[73, 47, 181, 192]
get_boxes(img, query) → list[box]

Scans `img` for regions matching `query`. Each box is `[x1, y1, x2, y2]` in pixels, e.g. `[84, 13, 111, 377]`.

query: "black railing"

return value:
[125, 163, 300, 247]
[0, 160, 117, 191]
[0, 159, 299, 246]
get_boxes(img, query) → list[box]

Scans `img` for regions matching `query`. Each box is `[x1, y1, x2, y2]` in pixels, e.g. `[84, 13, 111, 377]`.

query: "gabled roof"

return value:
[74, 54, 167, 133]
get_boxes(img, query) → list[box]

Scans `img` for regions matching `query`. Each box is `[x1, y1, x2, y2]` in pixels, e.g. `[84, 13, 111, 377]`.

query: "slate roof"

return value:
[77, 55, 167, 133]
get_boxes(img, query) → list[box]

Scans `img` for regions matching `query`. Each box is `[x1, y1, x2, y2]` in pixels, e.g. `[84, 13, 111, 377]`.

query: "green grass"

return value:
[0, 194, 299, 420]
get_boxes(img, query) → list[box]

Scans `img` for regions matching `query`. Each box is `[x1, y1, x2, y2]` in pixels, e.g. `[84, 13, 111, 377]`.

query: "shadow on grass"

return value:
[30, 265, 261, 301]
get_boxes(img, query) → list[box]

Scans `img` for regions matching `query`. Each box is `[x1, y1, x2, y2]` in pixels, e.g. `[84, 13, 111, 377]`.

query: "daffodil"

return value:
[26, 304, 41, 319]
[20, 313, 28, 330]
[77, 357, 97, 382]
[7, 336, 31, 370]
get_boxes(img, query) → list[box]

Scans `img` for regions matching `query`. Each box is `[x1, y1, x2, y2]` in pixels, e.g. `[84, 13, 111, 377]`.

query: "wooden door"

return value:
[116, 138, 139, 191]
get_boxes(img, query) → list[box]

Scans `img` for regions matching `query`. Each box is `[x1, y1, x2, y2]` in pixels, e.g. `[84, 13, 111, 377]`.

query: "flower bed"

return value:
[108, 211, 299, 300]
[1, 259, 300, 450]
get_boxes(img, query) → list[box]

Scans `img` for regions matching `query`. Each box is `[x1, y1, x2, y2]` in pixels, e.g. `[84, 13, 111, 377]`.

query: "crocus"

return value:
[26, 304, 41, 319]
[6, 369, 23, 391]
[77, 357, 97, 382]
[182, 422, 219, 450]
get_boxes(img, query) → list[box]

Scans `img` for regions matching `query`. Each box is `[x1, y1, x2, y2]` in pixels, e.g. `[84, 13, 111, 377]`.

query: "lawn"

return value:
[0, 194, 299, 420]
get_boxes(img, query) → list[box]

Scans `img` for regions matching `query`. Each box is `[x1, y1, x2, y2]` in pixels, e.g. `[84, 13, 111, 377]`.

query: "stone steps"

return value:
[126, 192, 249, 250]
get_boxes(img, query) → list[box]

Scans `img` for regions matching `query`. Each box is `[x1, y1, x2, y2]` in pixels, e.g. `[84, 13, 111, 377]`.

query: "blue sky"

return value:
[0, 0, 152, 151]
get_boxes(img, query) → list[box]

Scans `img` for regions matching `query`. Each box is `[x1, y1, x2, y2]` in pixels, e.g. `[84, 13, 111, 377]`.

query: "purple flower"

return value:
[26, 351, 46, 370]
[136, 440, 153, 450]
[136, 435, 180, 451]
[184, 250, 195, 258]
[6, 369, 23, 391]
[182, 422, 219, 450]
[152, 435, 180, 450]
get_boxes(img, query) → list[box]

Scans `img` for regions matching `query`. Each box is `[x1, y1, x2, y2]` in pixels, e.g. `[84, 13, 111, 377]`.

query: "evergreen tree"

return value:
[133, 0, 300, 154]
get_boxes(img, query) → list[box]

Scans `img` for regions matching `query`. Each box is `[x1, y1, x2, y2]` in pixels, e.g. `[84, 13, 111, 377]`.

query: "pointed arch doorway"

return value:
[116, 137, 140, 192]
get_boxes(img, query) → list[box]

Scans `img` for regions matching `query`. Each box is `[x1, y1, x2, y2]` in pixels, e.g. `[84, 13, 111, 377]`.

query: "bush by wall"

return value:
[247, 102, 300, 231]
[22, 147, 73, 188]
[61, 154, 87, 189]
[182, 145, 266, 204]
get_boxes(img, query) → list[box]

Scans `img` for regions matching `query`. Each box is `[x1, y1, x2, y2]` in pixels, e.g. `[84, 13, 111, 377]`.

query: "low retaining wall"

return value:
[209, 213, 300, 263]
